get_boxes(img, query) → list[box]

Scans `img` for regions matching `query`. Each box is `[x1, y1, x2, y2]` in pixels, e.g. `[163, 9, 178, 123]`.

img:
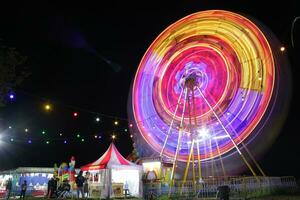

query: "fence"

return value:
[143, 176, 298, 199]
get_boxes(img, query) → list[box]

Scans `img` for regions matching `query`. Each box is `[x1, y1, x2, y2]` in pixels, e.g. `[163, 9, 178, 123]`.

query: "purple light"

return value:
[64, 140, 67, 144]
[9, 94, 14, 99]
[28, 140, 32, 144]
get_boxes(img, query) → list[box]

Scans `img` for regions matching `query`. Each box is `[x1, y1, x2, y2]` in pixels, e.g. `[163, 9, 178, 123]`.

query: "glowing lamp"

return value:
[44, 104, 51, 111]
[114, 121, 119, 126]
[9, 94, 14, 99]
[73, 112, 78, 117]
[280, 46, 285, 52]
[112, 135, 116, 140]
[95, 117, 100, 122]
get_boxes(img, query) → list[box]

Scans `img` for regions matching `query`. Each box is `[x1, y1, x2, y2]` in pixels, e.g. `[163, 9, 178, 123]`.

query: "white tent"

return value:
[81, 143, 143, 198]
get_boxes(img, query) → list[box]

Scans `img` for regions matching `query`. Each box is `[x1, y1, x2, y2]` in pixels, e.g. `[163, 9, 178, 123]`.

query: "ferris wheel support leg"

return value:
[242, 142, 266, 176]
[160, 89, 184, 157]
[209, 139, 215, 178]
[214, 139, 227, 177]
[196, 87, 258, 179]
[169, 89, 188, 197]
[191, 144, 196, 193]
[196, 141, 202, 182]
[181, 140, 195, 195]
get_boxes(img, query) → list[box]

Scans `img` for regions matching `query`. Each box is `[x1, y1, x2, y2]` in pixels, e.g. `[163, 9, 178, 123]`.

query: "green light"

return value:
[42, 130, 46, 135]
[81, 138, 85, 142]
[46, 141, 50, 144]
[124, 129, 128, 132]
[77, 134, 80, 138]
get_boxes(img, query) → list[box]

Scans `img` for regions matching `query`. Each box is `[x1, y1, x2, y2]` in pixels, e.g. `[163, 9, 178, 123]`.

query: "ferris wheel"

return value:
[131, 10, 288, 182]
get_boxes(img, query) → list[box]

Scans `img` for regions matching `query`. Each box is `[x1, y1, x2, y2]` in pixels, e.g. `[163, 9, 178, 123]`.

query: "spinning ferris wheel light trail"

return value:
[130, 9, 290, 195]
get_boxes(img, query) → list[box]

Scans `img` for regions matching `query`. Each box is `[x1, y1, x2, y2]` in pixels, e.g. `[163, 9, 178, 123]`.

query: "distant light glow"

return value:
[9, 94, 14, 99]
[81, 138, 85, 142]
[124, 129, 128, 132]
[59, 133, 63, 136]
[112, 134, 116, 140]
[77, 134, 80, 138]
[64, 140, 67, 144]
[25, 128, 29, 132]
[129, 123, 133, 128]
[10, 138, 14, 142]
[46, 141, 50, 144]
[44, 104, 51, 111]
[114, 121, 119, 126]
[42, 131, 46, 135]
[73, 112, 78, 117]
[95, 117, 100, 122]
[28, 140, 32, 144]
[142, 161, 161, 172]
[198, 127, 210, 139]
[280, 46, 285, 52]
[94, 135, 98, 139]
[8, 126, 12, 129]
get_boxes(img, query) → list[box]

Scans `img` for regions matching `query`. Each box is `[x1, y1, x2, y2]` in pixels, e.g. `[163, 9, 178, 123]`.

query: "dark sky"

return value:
[0, 1, 299, 178]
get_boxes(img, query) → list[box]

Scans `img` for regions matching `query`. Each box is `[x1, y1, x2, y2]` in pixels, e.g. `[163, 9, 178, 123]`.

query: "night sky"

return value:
[0, 1, 299, 178]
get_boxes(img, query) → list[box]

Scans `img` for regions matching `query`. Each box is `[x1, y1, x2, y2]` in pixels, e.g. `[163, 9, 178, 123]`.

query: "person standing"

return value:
[47, 177, 54, 198]
[75, 171, 85, 198]
[5, 178, 12, 200]
[20, 180, 27, 200]
[83, 172, 90, 198]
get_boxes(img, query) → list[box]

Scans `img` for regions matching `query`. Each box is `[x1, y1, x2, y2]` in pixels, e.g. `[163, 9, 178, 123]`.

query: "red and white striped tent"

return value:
[81, 143, 140, 170]
[80, 143, 142, 198]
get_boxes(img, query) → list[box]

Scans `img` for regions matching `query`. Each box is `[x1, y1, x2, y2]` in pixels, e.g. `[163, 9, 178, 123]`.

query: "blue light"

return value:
[9, 94, 14, 99]
[28, 140, 32, 144]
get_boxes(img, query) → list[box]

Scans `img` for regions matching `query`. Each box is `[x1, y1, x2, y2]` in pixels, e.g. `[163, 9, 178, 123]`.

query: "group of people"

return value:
[47, 170, 89, 199]
[5, 179, 27, 200]
[75, 171, 90, 199]
[4, 171, 90, 199]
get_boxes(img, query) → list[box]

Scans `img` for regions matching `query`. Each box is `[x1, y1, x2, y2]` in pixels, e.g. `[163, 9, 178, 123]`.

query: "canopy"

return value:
[81, 143, 140, 171]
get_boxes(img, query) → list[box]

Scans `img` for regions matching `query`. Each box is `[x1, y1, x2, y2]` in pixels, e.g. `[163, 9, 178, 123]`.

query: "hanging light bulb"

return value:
[44, 104, 52, 111]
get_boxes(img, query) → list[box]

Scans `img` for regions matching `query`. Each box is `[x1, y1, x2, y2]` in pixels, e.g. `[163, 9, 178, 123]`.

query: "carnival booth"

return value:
[0, 167, 53, 197]
[81, 143, 143, 198]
